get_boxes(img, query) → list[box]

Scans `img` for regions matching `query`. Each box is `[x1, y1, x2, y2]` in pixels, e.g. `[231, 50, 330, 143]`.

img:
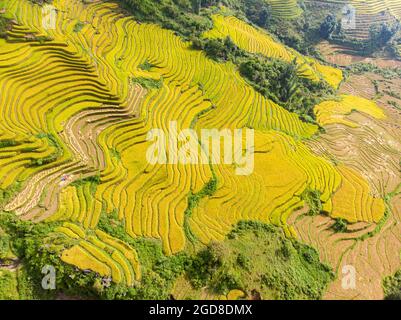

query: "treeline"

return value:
[118, 0, 276, 39]
[187, 220, 334, 299]
[347, 62, 401, 79]
[194, 36, 334, 124]
[117, 0, 214, 38]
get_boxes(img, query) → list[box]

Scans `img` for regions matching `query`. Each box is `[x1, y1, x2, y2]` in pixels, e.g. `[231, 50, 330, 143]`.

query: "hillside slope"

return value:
[0, 0, 400, 300]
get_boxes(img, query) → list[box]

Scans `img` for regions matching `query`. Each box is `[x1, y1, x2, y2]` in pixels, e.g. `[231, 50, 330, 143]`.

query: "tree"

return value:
[203, 37, 239, 61]
[244, 0, 272, 28]
[0, 16, 11, 38]
[191, 0, 201, 14]
[319, 14, 338, 39]
[369, 22, 400, 50]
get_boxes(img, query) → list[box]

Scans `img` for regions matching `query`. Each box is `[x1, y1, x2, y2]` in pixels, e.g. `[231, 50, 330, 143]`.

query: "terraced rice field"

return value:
[314, 95, 385, 128]
[58, 223, 141, 285]
[308, 0, 401, 18]
[204, 15, 343, 88]
[351, 0, 401, 18]
[0, 0, 401, 300]
[266, 0, 303, 19]
[295, 69, 401, 299]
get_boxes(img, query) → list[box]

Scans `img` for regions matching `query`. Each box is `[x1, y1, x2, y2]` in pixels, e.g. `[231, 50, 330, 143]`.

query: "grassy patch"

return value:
[0, 139, 18, 148]
[348, 63, 401, 79]
[0, 14, 11, 38]
[117, 0, 213, 39]
[301, 189, 324, 216]
[186, 220, 334, 299]
[70, 174, 101, 195]
[0, 181, 22, 209]
[0, 227, 12, 259]
[110, 148, 121, 161]
[332, 218, 348, 233]
[73, 21, 84, 33]
[183, 175, 218, 243]
[0, 269, 19, 300]
[131, 77, 163, 90]
[138, 60, 157, 71]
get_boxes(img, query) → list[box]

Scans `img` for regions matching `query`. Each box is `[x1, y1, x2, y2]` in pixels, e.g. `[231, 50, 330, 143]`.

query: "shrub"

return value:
[319, 14, 339, 39]
[332, 218, 348, 233]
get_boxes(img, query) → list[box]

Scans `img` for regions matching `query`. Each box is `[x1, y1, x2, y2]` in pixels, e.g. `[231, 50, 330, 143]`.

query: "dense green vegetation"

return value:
[0, 139, 18, 148]
[0, 13, 11, 38]
[301, 189, 324, 216]
[368, 23, 400, 54]
[0, 181, 22, 209]
[131, 77, 163, 90]
[70, 174, 101, 195]
[384, 270, 401, 300]
[347, 62, 401, 79]
[266, 13, 320, 56]
[332, 218, 348, 233]
[239, 57, 334, 122]
[0, 212, 78, 299]
[119, 0, 277, 39]
[0, 270, 19, 300]
[118, 0, 213, 38]
[187, 221, 334, 299]
[0, 226, 12, 259]
[138, 60, 157, 71]
[319, 14, 340, 40]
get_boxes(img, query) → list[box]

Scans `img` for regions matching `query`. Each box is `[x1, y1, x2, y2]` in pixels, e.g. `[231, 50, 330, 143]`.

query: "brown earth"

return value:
[288, 68, 401, 300]
[317, 41, 401, 68]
